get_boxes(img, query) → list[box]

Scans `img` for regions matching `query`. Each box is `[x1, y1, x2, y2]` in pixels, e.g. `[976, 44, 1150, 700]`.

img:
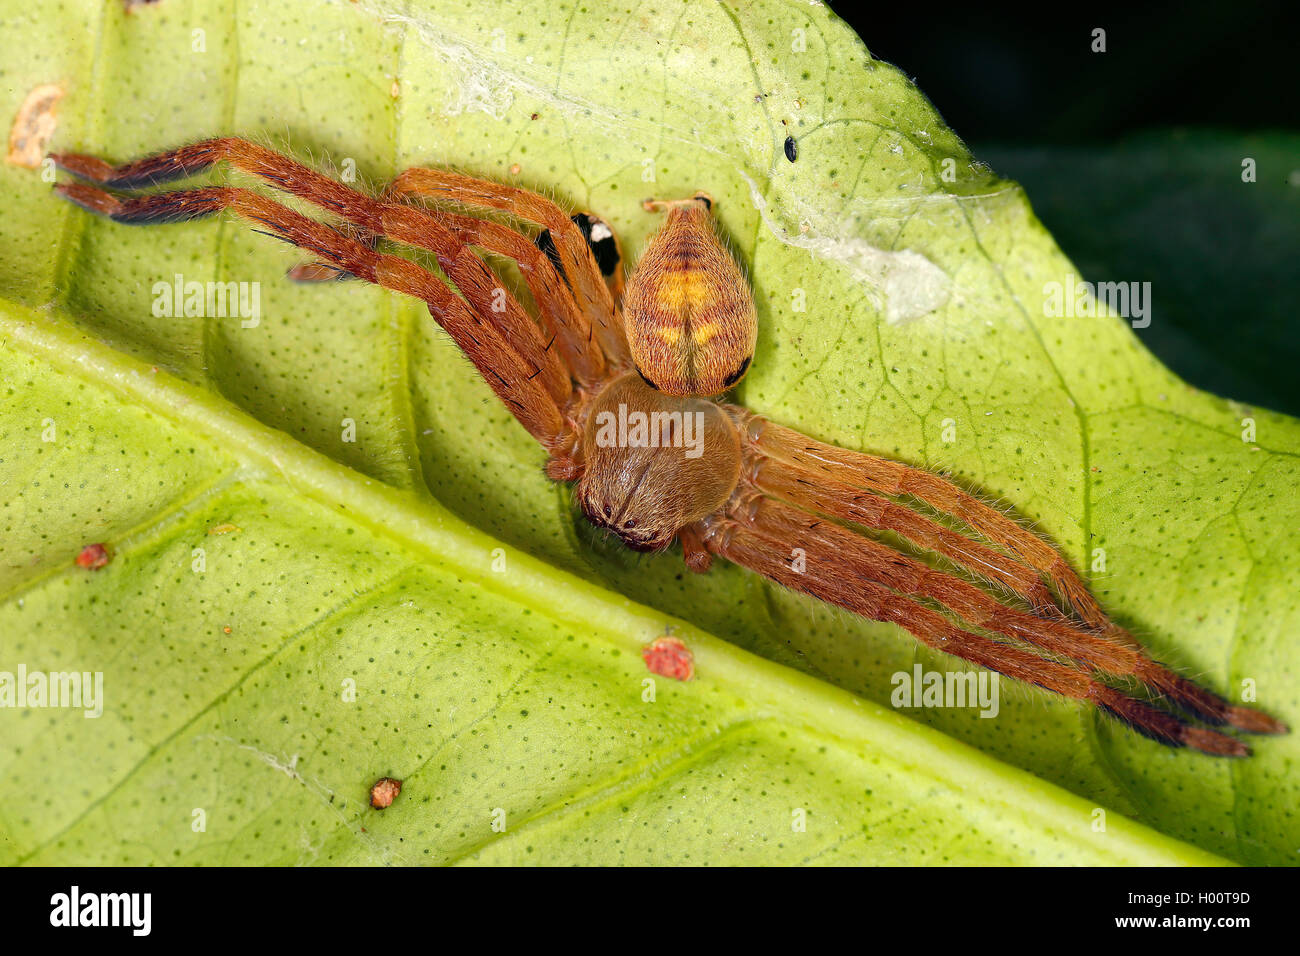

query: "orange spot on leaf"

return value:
[75, 543, 111, 570]
[642, 635, 694, 681]
[369, 776, 403, 809]
[7, 83, 64, 169]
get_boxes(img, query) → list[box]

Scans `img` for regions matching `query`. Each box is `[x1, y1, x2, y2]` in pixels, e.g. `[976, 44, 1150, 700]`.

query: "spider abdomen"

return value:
[622, 195, 757, 397]
[576, 373, 741, 552]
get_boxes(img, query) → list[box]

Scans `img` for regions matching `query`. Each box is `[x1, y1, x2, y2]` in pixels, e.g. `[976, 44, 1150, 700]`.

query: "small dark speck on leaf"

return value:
[784, 136, 797, 163]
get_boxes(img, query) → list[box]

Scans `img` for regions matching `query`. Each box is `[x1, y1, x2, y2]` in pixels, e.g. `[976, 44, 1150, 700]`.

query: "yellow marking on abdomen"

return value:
[692, 322, 720, 346]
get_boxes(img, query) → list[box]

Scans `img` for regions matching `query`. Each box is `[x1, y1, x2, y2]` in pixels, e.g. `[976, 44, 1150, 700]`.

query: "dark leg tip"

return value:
[1185, 727, 1252, 757]
[48, 152, 116, 183]
[1227, 705, 1289, 736]
[286, 261, 352, 283]
[54, 182, 122, 218]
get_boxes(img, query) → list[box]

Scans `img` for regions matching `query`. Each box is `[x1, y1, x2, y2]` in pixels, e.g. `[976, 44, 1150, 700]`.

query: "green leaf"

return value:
[978, 130, 1300, 418]
[0, 305, 1231, 866]
[0, 0, 1294, 865]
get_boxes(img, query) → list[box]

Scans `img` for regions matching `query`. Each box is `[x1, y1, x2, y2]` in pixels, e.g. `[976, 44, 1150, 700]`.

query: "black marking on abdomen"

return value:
[635, 367, 661, 391]
[722, 355, 752, 388]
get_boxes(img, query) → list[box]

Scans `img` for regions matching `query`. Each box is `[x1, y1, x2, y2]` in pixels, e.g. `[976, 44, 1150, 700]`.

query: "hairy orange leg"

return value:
[696, 501, 1259, 756]
[54, 182, 576, 455]
[385, 166, 631, 366]
[48, 138, 605, 397]
[746, 455, 1060, 612]
[754, 474, 1283, 735]
[285, 206, 612, 388]
[752, 420, 1134, 622]
[746, 419, 1091, 602]
[744, 419, 1284, 734]
[434, 209, 610, 387]
[738, 495, 1136, 672]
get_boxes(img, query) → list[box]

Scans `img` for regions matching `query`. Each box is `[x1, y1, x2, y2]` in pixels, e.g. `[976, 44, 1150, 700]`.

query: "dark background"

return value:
[831, 1, 1300, 415]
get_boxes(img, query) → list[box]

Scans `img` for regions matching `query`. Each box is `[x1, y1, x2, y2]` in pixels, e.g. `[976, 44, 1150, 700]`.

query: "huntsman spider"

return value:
[50, 137, 1286, 756]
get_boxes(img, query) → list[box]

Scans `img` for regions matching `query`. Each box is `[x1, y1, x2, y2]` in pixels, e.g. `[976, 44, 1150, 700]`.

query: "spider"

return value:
[49, 137, 1286, 756]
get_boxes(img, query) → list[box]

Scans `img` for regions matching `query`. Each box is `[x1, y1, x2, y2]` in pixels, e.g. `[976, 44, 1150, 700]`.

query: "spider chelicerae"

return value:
[50, 137, 1286, 756]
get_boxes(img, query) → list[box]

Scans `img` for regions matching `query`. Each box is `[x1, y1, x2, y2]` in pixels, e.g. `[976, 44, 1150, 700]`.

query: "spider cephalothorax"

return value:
[51, 137, 1287, 756]
[576, 372, 741, 551]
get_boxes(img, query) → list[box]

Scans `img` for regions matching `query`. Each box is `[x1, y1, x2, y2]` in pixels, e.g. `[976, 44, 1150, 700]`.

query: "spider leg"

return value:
[723, 485, 1282, 737]
[430, 209, 610, 386]
[746, 452, 1061, 612]
[49, 138, 606, 394]
[284, 219, 373, 282]
[746, 450, 1283, 735]
[285, 207, 611, 387]
[384, 166, 631, 365]
[54, 182, 575, 455]
[741, 417, 1110, 616]
[746, 416, 1179, 636]
[741, 417, 1286, 734]
[697, 501, 1260, 756]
